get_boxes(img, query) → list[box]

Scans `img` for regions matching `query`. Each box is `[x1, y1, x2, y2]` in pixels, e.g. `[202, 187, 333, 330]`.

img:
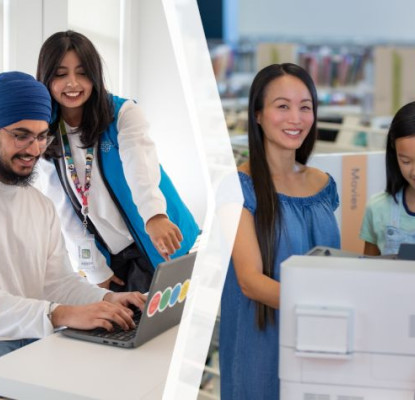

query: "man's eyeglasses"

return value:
[1, 127, 54, 149]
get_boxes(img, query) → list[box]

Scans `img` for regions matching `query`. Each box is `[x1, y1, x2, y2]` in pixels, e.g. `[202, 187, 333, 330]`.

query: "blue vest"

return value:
[95, 95, 199, 267]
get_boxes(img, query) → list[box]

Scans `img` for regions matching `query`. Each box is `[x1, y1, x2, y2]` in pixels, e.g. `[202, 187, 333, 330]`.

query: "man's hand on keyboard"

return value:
[103, 291, 147, 312]
[51, 301, 137, 332]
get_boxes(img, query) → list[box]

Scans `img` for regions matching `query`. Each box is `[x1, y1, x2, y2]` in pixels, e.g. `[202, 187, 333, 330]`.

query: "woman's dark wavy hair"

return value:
[36, 30, 113, 158]
[386, 101, 415, 202]
[248, 63, 318, 330]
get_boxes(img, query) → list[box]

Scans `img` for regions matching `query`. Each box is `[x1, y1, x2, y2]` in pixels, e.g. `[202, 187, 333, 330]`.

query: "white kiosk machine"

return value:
[279, 253, 415, 400]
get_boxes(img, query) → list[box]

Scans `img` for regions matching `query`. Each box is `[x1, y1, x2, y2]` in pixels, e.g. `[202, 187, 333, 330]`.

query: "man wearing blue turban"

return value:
[0, 71, 52, 185]
[0, 71, 146, 357]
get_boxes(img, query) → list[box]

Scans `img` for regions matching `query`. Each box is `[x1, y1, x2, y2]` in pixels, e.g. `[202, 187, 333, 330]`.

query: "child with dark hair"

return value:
[219, 63, 340, 399]
[360, 101, 415, 255]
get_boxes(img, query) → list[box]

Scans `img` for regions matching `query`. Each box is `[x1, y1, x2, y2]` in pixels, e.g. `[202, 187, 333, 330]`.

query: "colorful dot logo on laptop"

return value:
[147, 291, 162, 318]
[179, 279, 190, 303]
[159, 287, 172, 312]
[169, 283, 181, 308]
[146, 279, 191, 318]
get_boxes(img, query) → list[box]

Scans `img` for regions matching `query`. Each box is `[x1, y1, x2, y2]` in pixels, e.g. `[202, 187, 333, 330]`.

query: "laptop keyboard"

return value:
[79, 307, 142, 342]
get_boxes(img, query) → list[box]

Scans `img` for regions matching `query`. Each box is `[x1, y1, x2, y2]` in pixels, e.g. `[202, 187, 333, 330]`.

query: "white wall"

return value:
[237, 0, 415, 43]
[1, 0, 67, 75]
[68, 0, 120, 93]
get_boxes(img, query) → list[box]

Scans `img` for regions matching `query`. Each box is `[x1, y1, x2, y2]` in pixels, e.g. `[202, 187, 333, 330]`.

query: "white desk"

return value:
[0, 326, 178, 400]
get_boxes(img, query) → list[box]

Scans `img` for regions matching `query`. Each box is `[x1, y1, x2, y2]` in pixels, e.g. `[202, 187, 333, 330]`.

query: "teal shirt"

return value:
[360, 190, 415, 254]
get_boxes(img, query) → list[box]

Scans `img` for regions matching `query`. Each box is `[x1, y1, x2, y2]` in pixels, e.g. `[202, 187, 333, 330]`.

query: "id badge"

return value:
[75, 236, 96, 271]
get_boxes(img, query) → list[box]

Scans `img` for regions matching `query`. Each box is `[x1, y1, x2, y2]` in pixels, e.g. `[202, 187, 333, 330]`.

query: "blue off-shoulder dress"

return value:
[219, 171, 341, 400]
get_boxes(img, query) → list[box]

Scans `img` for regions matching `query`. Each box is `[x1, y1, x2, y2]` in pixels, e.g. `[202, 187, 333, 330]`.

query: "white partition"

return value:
[309, 151, 386, 253]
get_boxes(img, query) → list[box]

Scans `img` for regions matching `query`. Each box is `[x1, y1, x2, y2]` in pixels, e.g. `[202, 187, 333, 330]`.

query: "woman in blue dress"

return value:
[220, 63, 341, 399]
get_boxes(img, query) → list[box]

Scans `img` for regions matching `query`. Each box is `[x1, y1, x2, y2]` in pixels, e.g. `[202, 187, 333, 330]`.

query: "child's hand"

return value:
[146, 214, 183, 260]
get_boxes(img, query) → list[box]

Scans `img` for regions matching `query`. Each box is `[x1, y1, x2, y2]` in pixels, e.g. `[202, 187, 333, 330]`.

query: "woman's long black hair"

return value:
[247, 63, 318, 329]
[385, 101, 415, 201]
[36, 30, 113, 157]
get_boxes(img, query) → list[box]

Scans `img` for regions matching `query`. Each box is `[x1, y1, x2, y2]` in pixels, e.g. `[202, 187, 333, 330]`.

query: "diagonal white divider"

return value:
[160, 0, 243, 399]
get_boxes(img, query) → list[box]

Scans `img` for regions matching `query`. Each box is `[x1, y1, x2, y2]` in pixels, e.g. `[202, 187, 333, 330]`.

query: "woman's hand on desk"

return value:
[51, 301, 137, 331]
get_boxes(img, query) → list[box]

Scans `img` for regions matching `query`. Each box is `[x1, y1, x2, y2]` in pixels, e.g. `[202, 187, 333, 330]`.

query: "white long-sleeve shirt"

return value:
[0, 181, 108, 340]
[37, 100, 166, 284]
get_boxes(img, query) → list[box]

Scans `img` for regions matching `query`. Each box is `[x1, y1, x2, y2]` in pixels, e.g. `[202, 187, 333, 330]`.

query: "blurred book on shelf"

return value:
[297, 45, 370, 87]
[256, 42, 298, 71]
[374, 46, 415, 116]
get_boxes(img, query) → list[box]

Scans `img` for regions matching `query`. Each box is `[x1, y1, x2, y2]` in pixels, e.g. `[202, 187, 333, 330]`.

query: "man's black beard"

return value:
[0, 156, 38, 187]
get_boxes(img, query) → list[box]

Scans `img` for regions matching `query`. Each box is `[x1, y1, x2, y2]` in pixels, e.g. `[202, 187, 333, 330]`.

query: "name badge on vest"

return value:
[76, 235, 97, 271]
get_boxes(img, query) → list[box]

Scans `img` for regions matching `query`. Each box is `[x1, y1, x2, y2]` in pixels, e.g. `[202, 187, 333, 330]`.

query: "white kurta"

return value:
[0, 181, 108, 340]
[37, 100, 166, 284]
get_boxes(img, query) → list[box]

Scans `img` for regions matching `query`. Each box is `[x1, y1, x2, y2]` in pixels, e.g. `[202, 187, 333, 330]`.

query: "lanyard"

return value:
[59, 119, 94, 233]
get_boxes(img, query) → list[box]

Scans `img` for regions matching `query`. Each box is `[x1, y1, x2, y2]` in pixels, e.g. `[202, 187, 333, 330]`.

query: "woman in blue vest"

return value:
[36, 30, 199, 292]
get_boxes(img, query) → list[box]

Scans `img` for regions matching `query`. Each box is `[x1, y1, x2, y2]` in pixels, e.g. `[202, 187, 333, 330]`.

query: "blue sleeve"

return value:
[238, 172, 257, 215]
[328, 175, 340, 212]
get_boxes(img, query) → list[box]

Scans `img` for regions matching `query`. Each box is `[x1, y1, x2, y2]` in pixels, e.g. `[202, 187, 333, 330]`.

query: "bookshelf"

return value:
[216, 40, 415, 117]
[255, 42, 373, 115]
[256, 42, 370, 87]
[208, 41, 374, 119]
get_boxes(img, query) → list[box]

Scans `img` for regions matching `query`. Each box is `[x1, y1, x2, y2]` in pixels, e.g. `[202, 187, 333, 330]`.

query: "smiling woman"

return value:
[35, 30, 199, 295]
[219, 63, 341, 400]
[255, 74, 314, 156]
[48, 50, 93, 128]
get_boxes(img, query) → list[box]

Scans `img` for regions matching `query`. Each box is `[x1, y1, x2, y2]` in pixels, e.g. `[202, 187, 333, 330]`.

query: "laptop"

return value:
[62, 252, 196, 348]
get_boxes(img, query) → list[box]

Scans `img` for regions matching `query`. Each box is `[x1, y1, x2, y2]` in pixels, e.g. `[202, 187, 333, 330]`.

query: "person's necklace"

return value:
[59, 119, 94, 232]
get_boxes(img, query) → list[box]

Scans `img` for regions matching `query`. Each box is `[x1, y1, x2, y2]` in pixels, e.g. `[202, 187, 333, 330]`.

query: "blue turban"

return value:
[0, 71, 51, 128]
